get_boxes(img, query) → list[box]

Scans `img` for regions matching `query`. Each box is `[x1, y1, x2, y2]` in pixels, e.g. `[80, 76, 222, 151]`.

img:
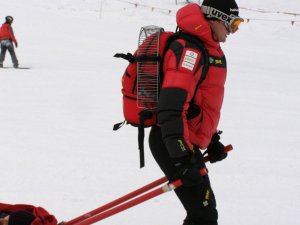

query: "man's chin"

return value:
[219, 37, 227, 43]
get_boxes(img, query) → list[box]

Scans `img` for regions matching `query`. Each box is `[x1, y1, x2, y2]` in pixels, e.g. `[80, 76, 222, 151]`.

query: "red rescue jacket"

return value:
[157, 3, 227, 157]
[0, 23, 17, 44]
[0, 203, 57, 225]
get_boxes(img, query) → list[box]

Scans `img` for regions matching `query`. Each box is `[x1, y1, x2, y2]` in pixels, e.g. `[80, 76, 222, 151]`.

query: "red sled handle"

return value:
[64, 145, 233, 225]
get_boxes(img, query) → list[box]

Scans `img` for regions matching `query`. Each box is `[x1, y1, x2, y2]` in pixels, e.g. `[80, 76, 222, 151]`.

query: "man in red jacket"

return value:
[148, 0, 243, 224]
[0, 16, 19, 68]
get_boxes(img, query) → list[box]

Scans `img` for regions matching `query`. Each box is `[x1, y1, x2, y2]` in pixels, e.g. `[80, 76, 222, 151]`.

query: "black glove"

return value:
[171, 150, 206, 187]
[205, 131, 227, 163]
[15, 42, 18, 48]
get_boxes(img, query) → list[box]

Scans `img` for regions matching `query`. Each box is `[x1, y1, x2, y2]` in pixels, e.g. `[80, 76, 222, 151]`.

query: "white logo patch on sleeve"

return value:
[181, 50, 198, 71]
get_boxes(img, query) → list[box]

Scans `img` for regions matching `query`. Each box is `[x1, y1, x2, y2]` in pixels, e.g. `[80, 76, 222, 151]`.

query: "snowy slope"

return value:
[1, 0, 300, 224]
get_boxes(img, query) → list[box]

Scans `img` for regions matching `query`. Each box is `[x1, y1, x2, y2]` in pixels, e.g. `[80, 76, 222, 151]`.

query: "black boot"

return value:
[183, 216, 217, 225]
[183, 217, 197, 225]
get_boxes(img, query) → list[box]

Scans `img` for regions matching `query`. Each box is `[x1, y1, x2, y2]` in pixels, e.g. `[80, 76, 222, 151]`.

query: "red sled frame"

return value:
[64, 145, 233, 225]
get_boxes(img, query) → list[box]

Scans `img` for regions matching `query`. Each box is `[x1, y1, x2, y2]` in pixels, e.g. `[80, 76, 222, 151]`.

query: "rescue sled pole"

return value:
[64, 177, 168, 225]
[76, 181, 184, 225]
[66, 145, 233, 225]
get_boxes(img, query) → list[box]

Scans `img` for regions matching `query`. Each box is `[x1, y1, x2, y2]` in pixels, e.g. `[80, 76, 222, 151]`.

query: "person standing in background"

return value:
[0, 16, 19, 68]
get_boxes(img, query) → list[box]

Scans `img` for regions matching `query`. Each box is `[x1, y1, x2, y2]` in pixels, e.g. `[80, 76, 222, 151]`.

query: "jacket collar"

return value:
[176, 3, 220, 48]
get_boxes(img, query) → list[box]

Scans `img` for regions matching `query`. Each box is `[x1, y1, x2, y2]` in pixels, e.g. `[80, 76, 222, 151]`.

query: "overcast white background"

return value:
[1, 0, 299, 224]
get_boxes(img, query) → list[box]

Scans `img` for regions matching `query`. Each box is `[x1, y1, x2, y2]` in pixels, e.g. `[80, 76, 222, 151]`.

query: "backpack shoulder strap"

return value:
[178, 32, 209, 102]
[160, 31, 209, 101]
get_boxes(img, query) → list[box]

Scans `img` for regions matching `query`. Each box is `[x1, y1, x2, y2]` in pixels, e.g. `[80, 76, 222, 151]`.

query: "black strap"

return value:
[160, 31, 209, 101]
[138, 125, 145, 168]
[137, 110, 153, 168]
[113, 121, 126, 131]
[113, 53, 161, 64]
[136, 55, 161, 62]
[114, 53, 135, 63]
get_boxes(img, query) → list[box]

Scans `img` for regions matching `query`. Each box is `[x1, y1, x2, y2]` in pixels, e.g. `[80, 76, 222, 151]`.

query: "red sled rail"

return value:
[64, 145, 233, 225]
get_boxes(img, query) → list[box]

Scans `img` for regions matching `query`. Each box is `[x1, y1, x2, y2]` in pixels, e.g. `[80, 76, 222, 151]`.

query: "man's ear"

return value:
[208, 20, 220, 25]
[0, 216, 9, 225]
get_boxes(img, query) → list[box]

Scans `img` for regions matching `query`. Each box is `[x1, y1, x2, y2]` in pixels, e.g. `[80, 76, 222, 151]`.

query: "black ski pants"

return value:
[149, 126, 218, 225]
[0, 40, 18, 66]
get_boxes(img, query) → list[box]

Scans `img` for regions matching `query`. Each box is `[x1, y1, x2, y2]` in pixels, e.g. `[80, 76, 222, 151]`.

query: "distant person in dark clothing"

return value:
[0, 203, 57, 225]
[0, 16, 19, 68]
[0, 210, 35, 225]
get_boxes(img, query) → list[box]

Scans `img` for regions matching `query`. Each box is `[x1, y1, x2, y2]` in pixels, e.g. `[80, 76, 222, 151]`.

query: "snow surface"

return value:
[1, 0, 300, 224]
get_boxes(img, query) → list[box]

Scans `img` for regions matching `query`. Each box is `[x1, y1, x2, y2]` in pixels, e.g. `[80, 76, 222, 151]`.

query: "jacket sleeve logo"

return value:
[181, 50, 198, 71]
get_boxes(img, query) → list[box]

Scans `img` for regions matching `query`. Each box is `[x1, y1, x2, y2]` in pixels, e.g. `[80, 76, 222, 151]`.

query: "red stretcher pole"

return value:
[64, 177, 168, 225]
[65, 145, 233, 225]
[73, 180, 182, 225]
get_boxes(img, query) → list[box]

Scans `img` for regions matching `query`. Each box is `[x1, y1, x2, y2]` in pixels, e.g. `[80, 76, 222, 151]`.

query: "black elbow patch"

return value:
[157, 88, 188, 139]
[158, 88, 187, 112]
[169, 41, 184, 68]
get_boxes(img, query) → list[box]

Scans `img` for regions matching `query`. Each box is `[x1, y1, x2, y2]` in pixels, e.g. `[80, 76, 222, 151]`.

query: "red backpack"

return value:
[0, 203, 57, 225]
[113, 26, 209, 168]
